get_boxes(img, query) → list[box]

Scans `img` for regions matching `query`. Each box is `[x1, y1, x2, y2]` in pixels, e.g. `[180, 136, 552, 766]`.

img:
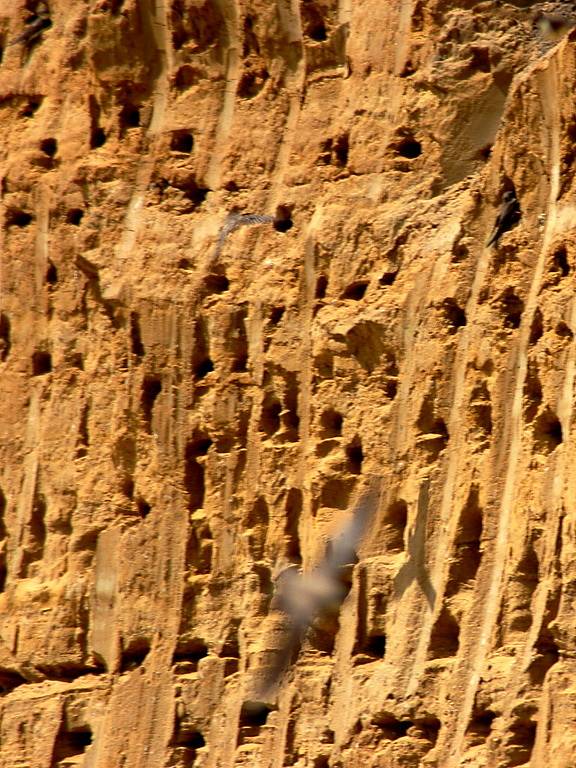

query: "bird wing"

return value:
[486, 198, 518, 246]
[8, 16, 51, 46]
[236, 214, 275, 227]
[213, 213, 275, 259]
[253, 477, 381, 700]
[323, 476, 381, 573]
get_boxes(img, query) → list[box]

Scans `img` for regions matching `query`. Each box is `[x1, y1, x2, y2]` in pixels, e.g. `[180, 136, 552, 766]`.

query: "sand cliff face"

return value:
[1, 1, 576, 766]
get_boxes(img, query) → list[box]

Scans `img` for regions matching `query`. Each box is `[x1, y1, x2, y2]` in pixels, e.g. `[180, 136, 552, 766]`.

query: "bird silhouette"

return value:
[250, 477, 382, 705]
[486, 190, 521, 247]
[535, 11, 575, 43]
[8, 3, 52, 47]
[213, 212, 275, 260]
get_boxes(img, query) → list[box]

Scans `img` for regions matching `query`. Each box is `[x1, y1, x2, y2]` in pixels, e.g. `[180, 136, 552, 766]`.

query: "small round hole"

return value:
[66, 209, 84, 225]
[40, 138, 57, 157]
[170, 131, 194, 153]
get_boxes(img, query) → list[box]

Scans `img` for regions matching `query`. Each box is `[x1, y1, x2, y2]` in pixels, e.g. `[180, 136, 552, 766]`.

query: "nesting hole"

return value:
[506, 720, 537, 766]
[171, 131, 194, 153]
[440, 298, 466, 333]
[194, 358, 213, 379]
[552, 245, 569, 277]
[40, 137, 57, 157]
[5, 209, 33, 227]
[303, 3, 328, 41]
[320, 408, 343, 438]
[259, 395, 281, 437]
[469, 46, 491, 72]
[119, 103, 140, 131]
[203, 273, 229, 294]
[427, 606, 460, 659]
[185, 520, 212, 573]
[469, 382, 492, 440]
[345, 438, 363, 474]
[269, 305, 285, 325]
[333, 133, 349, 166]
[273, 205, 293, 232]
[174, 730, 206, 758]
[90, 127, 106, 149]
[379, 269, 397, 286]
[51, 726, 92, 765]
[417, 414, 449, 461]
[466, 710, 496, 742]
[21, 97, 43, 118]
[120, 638, 150, 671]
[192, 318, 213, 380]
[314, 350, 333, 379]
[32, 350, 52, 375]
[230, 307, 248, 373]
[0, 488, 7, 592]
[136, 498, 151, 518]
[66, 208, 84, 225]
[237, 68, 269, 98]
[185, 435, 211, 512]
[284, 487, 302, 561]
[173, 640, 209, 670]
[555, 321, 573, 338]
[76, 403, 90, 458]
[529, 308, 544, 345]
[365, 634, 387, 657]
[342, 281, 368, 300]
[183, 181, 209, 209]
[315, 274, 328, 299]
[396, 136, 422, 159]
[533, 408, 563, 453]
[46, 260, 57, 285]
[130, 312, 145, 357]
[141, 376, 161, 432]
[500, 288, 524, 329]
[20, 490, 46, 574]
[246, 496, 268, 559]
[0, 314, 11, 361]
[281, 375, 300, 442]
[383, 499, 407, 553]
[446, 486, 483, 596]
[528, 635, 559, 685]
[478, 144, 492, 161]
[373, 715, 411, 740]
[238, 703, 272, 744]
[174, 64, 200, 90]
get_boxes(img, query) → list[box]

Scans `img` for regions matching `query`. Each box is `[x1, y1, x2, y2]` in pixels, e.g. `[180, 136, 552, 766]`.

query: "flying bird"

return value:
[8, 3, 52, 47]
[486, 190, 521, 248]
[250, 477, 382, 705]
[212, 212, 275, 260]
[535, 11, 575, 42]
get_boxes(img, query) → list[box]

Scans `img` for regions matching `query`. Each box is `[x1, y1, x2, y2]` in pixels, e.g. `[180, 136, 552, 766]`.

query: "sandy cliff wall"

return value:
[1, 1, 576, 766]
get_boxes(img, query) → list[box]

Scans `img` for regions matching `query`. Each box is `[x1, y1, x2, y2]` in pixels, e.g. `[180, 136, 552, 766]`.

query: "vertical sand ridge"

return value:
[404, 200, 498, 699]
[205, 0, 240, 190]
[114, 0, 171, 270]
[488, 48, 576, 766]
[446, 49, 563, 766]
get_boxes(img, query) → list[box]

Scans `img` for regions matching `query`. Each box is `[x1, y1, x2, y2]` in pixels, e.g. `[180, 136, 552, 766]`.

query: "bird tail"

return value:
[486, 229, 498, 247]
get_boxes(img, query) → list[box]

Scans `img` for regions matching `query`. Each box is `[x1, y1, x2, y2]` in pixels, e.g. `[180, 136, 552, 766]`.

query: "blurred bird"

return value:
[213, 212, 275, 260]
[486, 190, 521, 247]
[535, 10, 575, 42]
[251, 477, 382, 704]
[8, 2, 52, 47]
